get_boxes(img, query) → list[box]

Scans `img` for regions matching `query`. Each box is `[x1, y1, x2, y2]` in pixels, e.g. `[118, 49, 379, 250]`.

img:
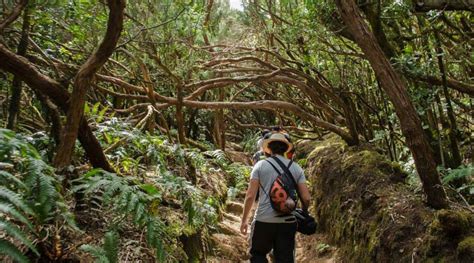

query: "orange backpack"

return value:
[261, 157, 299, 214]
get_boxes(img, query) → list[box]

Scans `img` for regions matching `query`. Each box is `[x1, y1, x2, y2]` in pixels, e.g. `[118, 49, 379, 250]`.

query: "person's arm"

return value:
[240, 179, 259, 235]
[297, 183, 311, 211]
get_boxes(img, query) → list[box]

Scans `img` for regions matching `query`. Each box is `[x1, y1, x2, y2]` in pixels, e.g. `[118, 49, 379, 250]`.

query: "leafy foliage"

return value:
[439, 165, 474, 196]
[0, 129, 75, 262]
[80, 230, 120, 263]
[73, 165, 220, 260]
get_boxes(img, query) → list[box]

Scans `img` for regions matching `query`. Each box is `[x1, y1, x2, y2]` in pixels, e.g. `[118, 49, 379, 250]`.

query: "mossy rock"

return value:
[457, 236, 474, 262]
[306, 136, 471, 262]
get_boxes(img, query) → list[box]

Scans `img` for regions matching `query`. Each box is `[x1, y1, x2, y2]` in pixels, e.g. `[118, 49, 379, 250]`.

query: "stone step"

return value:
[226, 201, 244, 215]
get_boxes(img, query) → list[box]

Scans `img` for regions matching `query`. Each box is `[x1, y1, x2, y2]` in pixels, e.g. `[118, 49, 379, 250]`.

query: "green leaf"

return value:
[403, 44, 413, 54]
[104, 231, 119, 263]
[0, 203, 33, 230]
[0, 239, 30, 263]
[0, 220, 39, 256]
[80, 244, 108, 263]
[0, 186, 33, 215]
[0, 171, 27, 189]
[140, 184, 160, 195]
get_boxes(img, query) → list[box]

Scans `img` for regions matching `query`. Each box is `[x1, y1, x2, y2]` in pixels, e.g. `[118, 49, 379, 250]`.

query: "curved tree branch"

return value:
[181, 99, 355, 145]
[0, 0, 28, 33]
[0, 43, 114, 172]
[54, 0, 126, 168]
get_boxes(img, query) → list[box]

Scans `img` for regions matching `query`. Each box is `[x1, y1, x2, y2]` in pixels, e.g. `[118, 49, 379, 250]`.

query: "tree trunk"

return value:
[53, 0, 125, 168]
[340, 93, 360, 145]
[7, 7, 30, 130]
[0, 44, 114, 172]
[335, 0, 448, 209]
[361, 0, 395, 59]
[176, 84, 187, 144]
[434, 31, 462, 168]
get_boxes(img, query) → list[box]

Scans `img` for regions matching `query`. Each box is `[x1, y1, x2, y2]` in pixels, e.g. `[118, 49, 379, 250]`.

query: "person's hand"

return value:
[240, 220, 248, 235]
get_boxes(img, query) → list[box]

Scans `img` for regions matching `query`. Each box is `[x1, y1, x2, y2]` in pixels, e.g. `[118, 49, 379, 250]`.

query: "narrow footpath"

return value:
[208, 189, 338, 262]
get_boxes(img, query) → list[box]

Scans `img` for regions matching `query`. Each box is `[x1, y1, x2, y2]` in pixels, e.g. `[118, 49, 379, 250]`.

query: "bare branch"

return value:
[0, 0, 28, 33]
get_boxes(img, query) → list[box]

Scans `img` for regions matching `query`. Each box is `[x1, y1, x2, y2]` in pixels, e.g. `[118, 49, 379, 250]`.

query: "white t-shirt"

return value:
[250, 155, 306, 223]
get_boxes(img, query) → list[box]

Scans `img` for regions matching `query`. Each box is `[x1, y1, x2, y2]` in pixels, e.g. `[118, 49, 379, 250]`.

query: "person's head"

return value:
[262, 132, 293, 156]
[268, 141, 289, 155]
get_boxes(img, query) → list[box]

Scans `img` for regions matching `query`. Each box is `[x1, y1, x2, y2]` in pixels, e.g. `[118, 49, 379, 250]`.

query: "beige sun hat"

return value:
[262, 132, 293, 154]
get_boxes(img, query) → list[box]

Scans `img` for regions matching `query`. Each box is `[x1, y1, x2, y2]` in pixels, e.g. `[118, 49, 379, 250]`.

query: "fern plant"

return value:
[0, 129, 75, 262]
[73, 169, 171, 260]
[74, 168, 220, 261]
[80, 230, 120, 263]
[439, 165, 474, 199]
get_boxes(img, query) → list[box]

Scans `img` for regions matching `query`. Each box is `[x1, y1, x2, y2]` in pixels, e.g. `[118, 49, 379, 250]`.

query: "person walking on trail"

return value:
[252, 129, 270, 165]
[252, 127, 290, 165]
[240, 132, 311, 263]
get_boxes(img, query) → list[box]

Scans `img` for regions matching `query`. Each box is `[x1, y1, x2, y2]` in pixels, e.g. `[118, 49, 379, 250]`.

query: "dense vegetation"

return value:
[0, 0, 472, 262]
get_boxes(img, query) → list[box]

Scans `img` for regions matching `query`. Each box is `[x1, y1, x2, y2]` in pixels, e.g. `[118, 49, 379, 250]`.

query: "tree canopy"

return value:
[0, 0, 472, 262]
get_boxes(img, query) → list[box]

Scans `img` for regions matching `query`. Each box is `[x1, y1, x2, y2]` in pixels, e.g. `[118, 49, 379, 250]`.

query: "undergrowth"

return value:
[0, 129, 75, 263]
[0, 123, 249, 262]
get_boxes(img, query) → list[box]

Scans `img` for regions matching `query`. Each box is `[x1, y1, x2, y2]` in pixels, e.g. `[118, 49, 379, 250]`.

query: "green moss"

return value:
[340, 150, 384, 175]
[457, 236, 474, 261]
[367, 222, 380, 254]
[307, 136, 471, 262]
[437, 210, 472, 237]
[390, 162, 405, 175]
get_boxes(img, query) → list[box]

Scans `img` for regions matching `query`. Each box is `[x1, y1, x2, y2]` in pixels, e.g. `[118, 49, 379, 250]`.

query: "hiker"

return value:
[252, 127, 289, 165]
[240, 132, 311, 263]
[252, 129, 270, 165]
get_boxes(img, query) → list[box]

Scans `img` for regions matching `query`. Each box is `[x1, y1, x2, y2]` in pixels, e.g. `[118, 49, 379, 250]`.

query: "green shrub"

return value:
[0, 129, 75, 262]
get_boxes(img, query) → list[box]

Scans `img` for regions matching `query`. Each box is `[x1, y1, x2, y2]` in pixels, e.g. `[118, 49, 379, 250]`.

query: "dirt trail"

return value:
[208, 199, 338, 262]
[208, 200, 248, 262]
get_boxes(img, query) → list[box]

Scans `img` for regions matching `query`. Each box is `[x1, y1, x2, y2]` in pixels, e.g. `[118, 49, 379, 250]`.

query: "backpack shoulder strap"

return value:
[271, 156, 299, 194]
[265, 159, 282, 176]
[258, 159, 281, 198]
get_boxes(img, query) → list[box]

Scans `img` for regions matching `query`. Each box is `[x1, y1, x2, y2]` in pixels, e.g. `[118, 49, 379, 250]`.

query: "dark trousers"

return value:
[250, 221, 297, 263]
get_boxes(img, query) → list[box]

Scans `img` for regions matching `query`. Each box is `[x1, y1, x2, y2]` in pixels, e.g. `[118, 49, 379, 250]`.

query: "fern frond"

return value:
[22, 159, 59, 223]
[133, 202, 146, 225]
[102, 180, 123, 201]
[0, 186, 33, 215]
[0, 220, 38, 255]
[80, 244, 109, 263]
[85, 178, 115, 195]
[116, 190, 132, 210]
[0, 171, 26, 190]
[0, 238, 30, 263]
[125, 192, 139, 213]
[442, 165, 473, 184]
[145, 218, 167, 262]
[55, 201, 79, 231]
[103, 231, 119, 263]
[0, 203, 33, 229]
